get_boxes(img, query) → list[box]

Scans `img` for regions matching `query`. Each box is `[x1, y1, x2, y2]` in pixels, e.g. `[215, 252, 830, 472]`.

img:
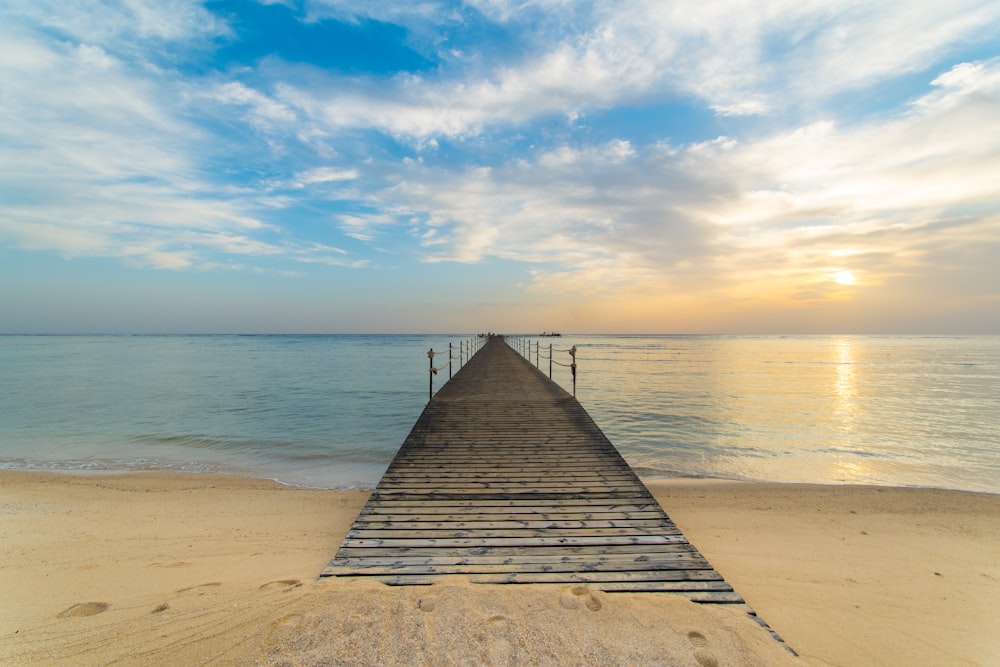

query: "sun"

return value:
[833, 270, 856, 285]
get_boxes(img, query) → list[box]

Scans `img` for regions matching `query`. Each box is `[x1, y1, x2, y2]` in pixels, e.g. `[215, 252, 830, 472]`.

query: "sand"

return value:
[650, 480, 1000, 666]
[1, 472, 998, 666]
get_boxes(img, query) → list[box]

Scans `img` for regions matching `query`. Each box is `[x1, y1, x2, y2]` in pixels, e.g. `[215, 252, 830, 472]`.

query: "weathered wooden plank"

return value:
[379, 473, 639, 483]
[326, 551, 703, 568]
[397, 445, 613, 450]
[381, 470, 639, 479]
[372, 486, 647, 496]
[365, 574, 736, 590]
[361, 497, 663, 514]
[363, 498, 659, 509]
[323, 559, 716, 576]
[346, 526, 683, 540]
[375, 477, 644, 486]
[463, 573, 731, 586]
[369, 492, 656, 502]
[355, 511, 667, 522]
[599, 586, 746, 603]
[325, 564, 721, 579]
[385, 462, 624, 470]
[399, 443, 609, 450]
[333, 543, 699, 558]
[340, 534, 690, 549]
[353, 519, 672, 530]
[386, 459, 622, 467]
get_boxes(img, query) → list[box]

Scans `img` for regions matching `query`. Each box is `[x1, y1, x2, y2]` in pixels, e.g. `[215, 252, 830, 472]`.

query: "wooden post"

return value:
[549, 343, 553, 378]
[569, 345, 577, 397]
[428, 348, 434, 400]
[449, 342, 453, 379]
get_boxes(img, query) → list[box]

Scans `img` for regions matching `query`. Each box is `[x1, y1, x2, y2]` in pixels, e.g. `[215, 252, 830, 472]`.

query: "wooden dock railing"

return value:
[427, 335, 487, 399]
[508, 336, 577, 395]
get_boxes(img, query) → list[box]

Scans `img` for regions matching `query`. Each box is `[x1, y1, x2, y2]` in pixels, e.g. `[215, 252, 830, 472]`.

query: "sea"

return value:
[1, 334, 998, 494]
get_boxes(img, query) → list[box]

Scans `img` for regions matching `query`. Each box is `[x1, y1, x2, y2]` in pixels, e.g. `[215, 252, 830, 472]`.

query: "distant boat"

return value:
[540, 331, 562, 337]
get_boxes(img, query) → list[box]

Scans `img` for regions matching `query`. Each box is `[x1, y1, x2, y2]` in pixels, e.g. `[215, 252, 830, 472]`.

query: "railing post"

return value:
[535, 341, 539, 367]
[428, 348, 434, 400]
[549, 343, 553, 378]
[449, 342, 453, 379]
[570, 345, 577, 397]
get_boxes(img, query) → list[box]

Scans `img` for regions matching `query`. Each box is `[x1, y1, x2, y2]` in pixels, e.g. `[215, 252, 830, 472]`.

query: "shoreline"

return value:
[7, 465, 1000, 497]
[2, 471, 998, 665]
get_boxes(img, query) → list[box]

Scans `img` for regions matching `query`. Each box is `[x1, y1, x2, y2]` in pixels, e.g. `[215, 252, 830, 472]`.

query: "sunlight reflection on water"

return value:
[562, 335, 1000, 493]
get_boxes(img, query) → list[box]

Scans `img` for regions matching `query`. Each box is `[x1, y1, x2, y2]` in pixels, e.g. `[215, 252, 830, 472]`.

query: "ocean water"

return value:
[1, 334, 998, 493]
[561, 335, 1000, 494]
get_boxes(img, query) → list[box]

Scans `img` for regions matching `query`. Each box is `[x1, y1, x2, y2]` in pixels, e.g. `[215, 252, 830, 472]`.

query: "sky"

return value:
[1, 1, 999, 334]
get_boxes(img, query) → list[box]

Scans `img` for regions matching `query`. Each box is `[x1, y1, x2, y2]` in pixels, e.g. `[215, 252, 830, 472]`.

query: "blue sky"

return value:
[2, 1, 999, 333]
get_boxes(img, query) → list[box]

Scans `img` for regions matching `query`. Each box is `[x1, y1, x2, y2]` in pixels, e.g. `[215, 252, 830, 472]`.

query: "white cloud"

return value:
[303, 0, 444, 24]
[0, 9, 360, 273]
[2, 0, 228, 49]
[291, 167, 359, 187]
[239, 0, 998, 146]
[211, 82, 299, 131]
[339, 57, 1000, 300]
[337, 213, 399, 243]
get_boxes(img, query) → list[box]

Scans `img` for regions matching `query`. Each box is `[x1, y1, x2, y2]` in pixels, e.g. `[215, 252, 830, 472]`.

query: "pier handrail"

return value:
[427, 335, 488, 400]
[507, 336, 577, 396]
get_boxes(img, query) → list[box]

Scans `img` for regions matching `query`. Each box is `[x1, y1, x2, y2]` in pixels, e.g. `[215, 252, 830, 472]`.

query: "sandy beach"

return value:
[1, 472, 998, 666]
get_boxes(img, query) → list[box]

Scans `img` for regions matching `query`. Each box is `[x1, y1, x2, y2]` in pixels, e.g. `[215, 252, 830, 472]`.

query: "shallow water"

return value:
[2, 334, 997, 493]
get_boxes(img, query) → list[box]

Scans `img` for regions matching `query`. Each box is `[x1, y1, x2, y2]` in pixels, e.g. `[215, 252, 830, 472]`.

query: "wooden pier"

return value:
[322, 337, 743, 604]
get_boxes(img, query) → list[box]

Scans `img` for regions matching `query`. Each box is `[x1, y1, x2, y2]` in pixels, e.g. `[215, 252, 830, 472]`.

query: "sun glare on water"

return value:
[834, 270, 856, 285]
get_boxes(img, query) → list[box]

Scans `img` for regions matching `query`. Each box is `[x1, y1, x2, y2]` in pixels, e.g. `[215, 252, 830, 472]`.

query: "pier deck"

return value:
[322, 337, 743, 604]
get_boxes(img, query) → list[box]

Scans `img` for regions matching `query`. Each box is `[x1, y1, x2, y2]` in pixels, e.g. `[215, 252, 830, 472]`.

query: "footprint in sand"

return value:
[687, 630, 719, 667]
[56, 602, 110, 618]
[176, 582, 222, 595]
[687, 631, 708, 647]
[417, 597, 437, 612]
[263, 613, 306, 646]
[259, 579, 302, 592]
[273, 613, 304, 629]
[559, 585, 602, 611]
